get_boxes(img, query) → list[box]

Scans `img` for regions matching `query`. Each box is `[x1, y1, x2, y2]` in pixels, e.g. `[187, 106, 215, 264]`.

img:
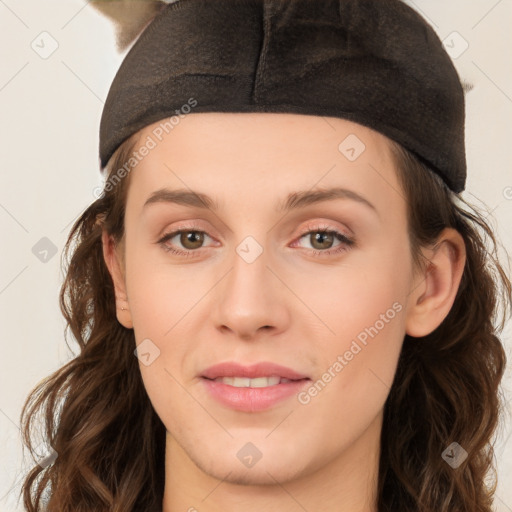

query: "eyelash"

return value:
[157, 222, 355, 258]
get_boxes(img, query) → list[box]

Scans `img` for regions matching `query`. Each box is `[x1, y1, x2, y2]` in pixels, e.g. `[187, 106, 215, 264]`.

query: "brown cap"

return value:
[99, 0, 466, 192]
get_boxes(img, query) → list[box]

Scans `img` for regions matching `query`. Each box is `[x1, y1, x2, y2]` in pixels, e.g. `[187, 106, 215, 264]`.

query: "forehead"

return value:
[124, 112, 404, 217]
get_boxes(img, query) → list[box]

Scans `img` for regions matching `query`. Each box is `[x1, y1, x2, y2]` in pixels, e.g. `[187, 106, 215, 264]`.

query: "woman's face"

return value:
[112, 113, 421, 485]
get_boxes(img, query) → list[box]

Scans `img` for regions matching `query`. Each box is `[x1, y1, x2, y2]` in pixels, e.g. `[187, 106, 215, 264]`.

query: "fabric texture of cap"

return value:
[99, 0, 467, 193]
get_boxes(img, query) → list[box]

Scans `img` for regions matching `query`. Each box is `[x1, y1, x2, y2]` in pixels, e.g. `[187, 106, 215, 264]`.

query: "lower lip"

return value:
[201, 378, 311, 412]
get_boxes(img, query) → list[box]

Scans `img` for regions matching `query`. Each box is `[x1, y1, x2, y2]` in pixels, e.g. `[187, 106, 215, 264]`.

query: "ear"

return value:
[101, 229, 133, 329]
[405, 228, 466, 337]
[91, 0, 168, 52]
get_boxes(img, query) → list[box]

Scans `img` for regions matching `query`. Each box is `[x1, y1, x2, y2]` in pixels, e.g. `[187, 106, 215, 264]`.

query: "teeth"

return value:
[214, 375, 291, 387]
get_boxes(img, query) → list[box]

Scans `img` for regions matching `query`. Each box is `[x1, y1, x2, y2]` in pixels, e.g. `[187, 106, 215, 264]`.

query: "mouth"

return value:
[200, 361, 311, 412]
[201, 361, 310, 381]
[202, 375, 307, 387]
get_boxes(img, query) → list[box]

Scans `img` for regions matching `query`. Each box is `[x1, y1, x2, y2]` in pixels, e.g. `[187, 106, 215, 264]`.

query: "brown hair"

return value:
[18, 133, 511, 512]
[378, 142, 511, 511]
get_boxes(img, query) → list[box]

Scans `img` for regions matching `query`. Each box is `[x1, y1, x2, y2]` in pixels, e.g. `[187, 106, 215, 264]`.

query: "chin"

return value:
[185, 438, 315, 486]
[196, 455, 307, 486]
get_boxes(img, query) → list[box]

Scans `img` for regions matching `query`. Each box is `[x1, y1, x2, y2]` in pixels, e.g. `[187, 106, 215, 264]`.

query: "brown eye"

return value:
[178, 231, 205, 250]
[293, 226, 355, 257]
[157, 227, 213, 256]
[309, 231, 335, 250]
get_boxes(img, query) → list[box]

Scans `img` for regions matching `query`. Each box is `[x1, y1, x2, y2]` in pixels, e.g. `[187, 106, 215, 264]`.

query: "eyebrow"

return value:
[143, 186, 378, 216]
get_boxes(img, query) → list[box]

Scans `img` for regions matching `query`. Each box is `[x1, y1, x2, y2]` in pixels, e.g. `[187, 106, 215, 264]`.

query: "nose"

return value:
[211, 238, 290, 341]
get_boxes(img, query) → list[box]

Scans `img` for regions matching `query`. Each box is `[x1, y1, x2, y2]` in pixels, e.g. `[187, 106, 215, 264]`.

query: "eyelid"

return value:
[157, 219, 212, 237]
[295, 221, 353, 240]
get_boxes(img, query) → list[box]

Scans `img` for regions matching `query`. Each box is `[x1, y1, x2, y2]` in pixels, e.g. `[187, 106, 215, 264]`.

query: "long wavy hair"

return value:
[17, 131, 511, 512]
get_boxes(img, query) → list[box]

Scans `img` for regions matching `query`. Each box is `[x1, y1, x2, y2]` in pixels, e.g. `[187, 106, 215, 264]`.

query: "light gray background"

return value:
[0, 1, 511, 511]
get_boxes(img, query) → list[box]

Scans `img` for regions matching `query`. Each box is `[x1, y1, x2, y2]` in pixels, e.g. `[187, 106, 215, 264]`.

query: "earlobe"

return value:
[405, 228, 466, 337]
[101, 229, 133, 329]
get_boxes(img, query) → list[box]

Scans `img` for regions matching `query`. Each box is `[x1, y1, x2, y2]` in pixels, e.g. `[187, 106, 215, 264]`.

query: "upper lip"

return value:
[201, 362, 310, 380]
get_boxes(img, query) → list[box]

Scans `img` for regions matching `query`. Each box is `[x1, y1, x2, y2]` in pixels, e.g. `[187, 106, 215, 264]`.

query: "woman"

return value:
[19, 1, 511, 511]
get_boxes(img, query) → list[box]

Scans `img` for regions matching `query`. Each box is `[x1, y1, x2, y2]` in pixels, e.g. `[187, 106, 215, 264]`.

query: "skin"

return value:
[102, 113, 466, 512]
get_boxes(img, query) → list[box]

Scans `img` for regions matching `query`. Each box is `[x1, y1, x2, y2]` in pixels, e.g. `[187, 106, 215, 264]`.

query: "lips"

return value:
[201, 361, 309, 381]
[200, 361, 311, 412]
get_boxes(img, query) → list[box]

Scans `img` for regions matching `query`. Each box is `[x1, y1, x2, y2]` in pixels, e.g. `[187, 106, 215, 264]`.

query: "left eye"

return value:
[294, 229, 354, 253]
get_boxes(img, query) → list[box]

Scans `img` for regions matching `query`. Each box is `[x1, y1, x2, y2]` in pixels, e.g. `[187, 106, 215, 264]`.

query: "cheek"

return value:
[295, 240, 410, 416]
[124, 238, 203, 337]
[295, 233, 411, 346]
[123, 242, 202, 403]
